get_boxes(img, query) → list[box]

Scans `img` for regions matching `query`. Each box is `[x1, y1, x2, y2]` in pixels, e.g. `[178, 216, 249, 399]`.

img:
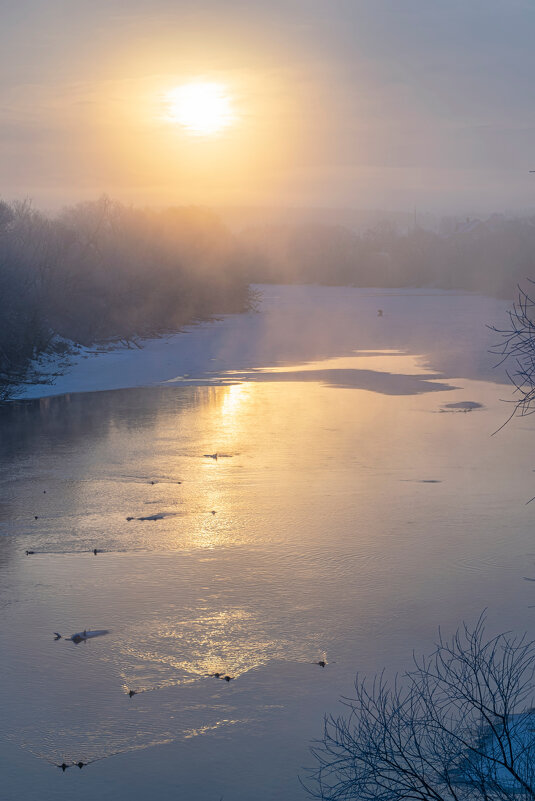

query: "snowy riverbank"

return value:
[13, 285, 511, 400]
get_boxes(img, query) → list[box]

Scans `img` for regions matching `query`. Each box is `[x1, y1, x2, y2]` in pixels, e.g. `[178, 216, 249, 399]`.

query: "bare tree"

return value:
[491, 282, 535, 419]
[306, 617, 535, 801]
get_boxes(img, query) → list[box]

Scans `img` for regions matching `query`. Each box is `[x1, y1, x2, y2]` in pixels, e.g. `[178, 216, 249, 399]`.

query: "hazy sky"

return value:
[2, 0, 535, 213]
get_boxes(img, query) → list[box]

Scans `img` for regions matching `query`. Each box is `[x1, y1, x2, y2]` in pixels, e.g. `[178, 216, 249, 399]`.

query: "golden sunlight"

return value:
[164, 82, 235, 136]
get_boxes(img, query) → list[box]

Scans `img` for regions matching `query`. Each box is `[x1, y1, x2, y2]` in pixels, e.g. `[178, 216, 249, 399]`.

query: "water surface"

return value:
[1, 286, 534, 801]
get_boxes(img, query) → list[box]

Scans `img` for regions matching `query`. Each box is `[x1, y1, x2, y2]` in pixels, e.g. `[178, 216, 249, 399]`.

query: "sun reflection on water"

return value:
[219, 381, 253, 419]
[117, 607, 285, 693]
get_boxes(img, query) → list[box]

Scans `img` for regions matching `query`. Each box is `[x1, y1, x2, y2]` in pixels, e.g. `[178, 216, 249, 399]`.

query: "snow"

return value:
[12, 284, 511, 400]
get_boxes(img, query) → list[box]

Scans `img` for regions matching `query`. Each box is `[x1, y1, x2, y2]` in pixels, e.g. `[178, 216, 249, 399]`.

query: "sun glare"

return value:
[164, 82, 235, 136]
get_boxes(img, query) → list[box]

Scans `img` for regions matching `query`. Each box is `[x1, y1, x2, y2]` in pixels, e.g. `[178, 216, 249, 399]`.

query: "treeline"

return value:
[0, 197, 252, 399]
[3, 199, 533, 399]
[241, 216, 535, 297]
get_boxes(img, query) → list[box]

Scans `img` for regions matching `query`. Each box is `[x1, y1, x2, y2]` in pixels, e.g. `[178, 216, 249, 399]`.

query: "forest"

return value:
[0, 197, 252, 400]
[242, 215, 535, 297]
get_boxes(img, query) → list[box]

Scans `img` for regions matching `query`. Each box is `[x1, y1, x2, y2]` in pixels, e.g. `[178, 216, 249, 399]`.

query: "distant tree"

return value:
[306, 617, 535, 801]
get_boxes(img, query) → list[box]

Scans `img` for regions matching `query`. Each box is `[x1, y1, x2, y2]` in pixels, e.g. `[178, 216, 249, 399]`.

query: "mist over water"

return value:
[1, 286, 534, 801]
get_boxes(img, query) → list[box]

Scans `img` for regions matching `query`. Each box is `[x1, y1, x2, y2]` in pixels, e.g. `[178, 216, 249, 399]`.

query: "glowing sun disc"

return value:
[165, 82, 234, 136]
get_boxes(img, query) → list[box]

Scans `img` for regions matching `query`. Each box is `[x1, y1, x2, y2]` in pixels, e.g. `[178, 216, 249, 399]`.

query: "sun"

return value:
[164, 82, 235, 136]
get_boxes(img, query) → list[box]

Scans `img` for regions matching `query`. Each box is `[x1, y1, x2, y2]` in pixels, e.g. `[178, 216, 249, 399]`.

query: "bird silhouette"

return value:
[49, 753, 114, 771]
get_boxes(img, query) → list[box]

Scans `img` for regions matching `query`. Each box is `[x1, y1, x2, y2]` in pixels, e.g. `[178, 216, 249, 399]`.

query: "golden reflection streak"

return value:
[117, 608, 284, 691]
[219, 381, 253, 419]
[165, 383, 255, 552]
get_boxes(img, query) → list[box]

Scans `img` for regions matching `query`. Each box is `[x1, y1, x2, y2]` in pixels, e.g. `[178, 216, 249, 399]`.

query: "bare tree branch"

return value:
[305, 616, 535, 801]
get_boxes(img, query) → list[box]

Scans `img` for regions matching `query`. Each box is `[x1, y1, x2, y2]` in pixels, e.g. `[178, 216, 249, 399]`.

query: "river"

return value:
[1, 285, 534, 801]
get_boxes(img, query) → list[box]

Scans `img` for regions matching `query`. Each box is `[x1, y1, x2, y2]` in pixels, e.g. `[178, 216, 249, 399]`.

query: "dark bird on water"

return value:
[93, 548, 99, 555]
[316, 660, 326, 668]
[128, 690, 136, 698]
[224, 675, 234, 682]
[25, 550, 35, 555]
[54, 632, 62, 640]
[56, 757, 102, 771]
[34, 516, 38, 519]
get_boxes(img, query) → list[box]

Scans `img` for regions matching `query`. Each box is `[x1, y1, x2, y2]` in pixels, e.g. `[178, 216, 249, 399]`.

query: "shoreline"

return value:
[8, 285, 511, 402]
[10, 311, 247, 401]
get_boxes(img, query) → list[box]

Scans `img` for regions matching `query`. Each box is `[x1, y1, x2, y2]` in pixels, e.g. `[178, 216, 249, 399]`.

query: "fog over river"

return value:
[1, 285, 534, 801]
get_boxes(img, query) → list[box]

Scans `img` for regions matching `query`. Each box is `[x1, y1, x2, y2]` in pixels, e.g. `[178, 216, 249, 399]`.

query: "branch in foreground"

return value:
[306, 616, 535, 801]
[490, 281, 535, 417]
